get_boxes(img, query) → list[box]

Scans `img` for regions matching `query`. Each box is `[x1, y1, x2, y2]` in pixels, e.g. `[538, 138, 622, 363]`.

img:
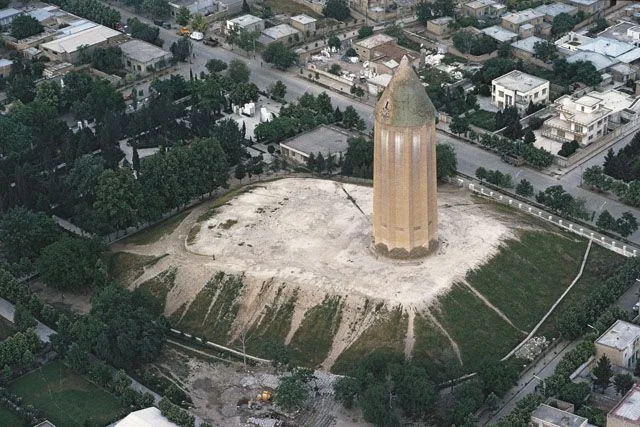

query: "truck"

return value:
[501, 153, 524, 167]
[177, 27, 191, 37]
[203, 36, 219, 46]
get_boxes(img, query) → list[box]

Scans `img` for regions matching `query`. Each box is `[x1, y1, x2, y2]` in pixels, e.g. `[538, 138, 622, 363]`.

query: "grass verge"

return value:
[412, 313, 460, 382]
[106, 252, 156, 286]
[120, 211, 189, 245]
[9, 360, 125, 427]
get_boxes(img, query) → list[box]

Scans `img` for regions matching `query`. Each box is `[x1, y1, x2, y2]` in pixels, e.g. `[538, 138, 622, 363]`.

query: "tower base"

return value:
[374, 239, 439, 260]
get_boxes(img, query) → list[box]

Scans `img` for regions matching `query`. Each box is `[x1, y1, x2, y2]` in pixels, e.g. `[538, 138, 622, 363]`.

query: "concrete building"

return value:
[491, 70, 550, 113]
[596, 21, 640, 47]
[608, 385, 640, 427]
[611, 63, 637, 83]
[462, 0, 505, 18]
[555, 32, 595, 53]
[168, 0, 216, 16]
[531, 404, 591, 427]
[115, 407, 177, 427]
[373, 56, 437, 258]
[426, 17, 453, 36]
[226, 14, 265, 34]
[40, 25, 125, 63]
[217, 0, 243, 15]
[279, 125, 352, 165]
[0, 59, 13, 78]
[595, 320, 640, 369]
[566, 51, 617, 71]
[119, 39, 172, 76]
[258, 24, 300, 46]
[370, 43, 418, 74]
[0, 8, 21, 27]
[481, 25, 518, 44]
[367, 73, 392, 95]
[501, 9, 544, 36]
[534, 2, 579, 22]
[290, 14, 316, 36]
[566, 0, 610, 15]
[511, 35, 545, 59]
[353, 33, 396, 61]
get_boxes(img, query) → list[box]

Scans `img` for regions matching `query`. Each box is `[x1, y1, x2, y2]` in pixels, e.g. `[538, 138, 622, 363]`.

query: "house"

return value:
[226, 14, 265, 34]
[492, 70, 550, 113]
[217, 0, 244, 15]
[168, 0, 216, 16]
[608, 385, 640, 427]
[367, 73, 392, 96]
[27, 5, 60, 25]
[290, 14, 317, 36]
[115, 407, 178, 427]
[0, 59, 13, 78]
[426, 17, 454, 36]
[40, 24, 126, 63]
[353, 33, 396, 61]
[369, 43, 418, 74]
[531, 404, 591, 427]
[511, 35, 545, 60]
[555, 32, 595, 54]
[258, 24, 300, 46]
[596, 21, 640, 47]
[279, 125, 353, 165]
[566, 51, 617, 71]
[462, 0, 505, 18]
[501, 9, 545, 37]
[595, 320, 640, 369]
[0, 8, 21, 27]
[534, 2, 579, 23]
[541, 90, 636, 146]
[565, 0, 610, 15]
[119, 39, 172, 76]
[610, 63, 636, 83]
[481, 25, 518, 44]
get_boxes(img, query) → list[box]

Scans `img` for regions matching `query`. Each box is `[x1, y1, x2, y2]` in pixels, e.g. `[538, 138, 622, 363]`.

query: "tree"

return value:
[37, 236, 107, 292]
[436, 144, 457, 181]
[14, 304, 36, 332]
[328, 35, 341, 50]
[35, 81, 62, 111]
[190, 13, 208, 32]
[341, 136, 373, 178]
[596, 210, 616, 231]
[357, 26, 373, 39]
[274, 369, 313, 411]
[268, 80, 286, 100]
[206, 58, 227, 73]
[143, 0, 171, 18]
[614, 373, 634, 396]
[323, 0, 350, 21]
[10, 15, 43, 40]
[559, 382, 590, 409]
[616, 212, 639, 238]
[66, 342, 90, 373]
[333, 377, 359, 409]
[524, 129, 536, 144]
[227, 59, 250, 84]
[450, 115, 469, 136]
[0, 207, 60, 265]
[342, 106, 361, 129]
[593, 355, 613, 393]
[176, 6, 190, 26]
[170, 38, 192, 62]
[516, 179, 534, 197]
[476, 167, 487, 181]
[552, 12, 577, 36]
[533, 41, 558, 62]
[496, 106, 522, 140]
[127, 18, 161, 46]
[392, 364, 437, 417]
[262, 42, 298, 69]
[242, 0, 250, 12]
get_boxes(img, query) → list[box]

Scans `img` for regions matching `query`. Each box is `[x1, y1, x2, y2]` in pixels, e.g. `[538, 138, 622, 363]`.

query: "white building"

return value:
[0, 8, 21, 27]
[608, 385, 640, 427]
[115, 407, 177, 427]
[531, 404, 591, 427]
[481, 25, 518, 44]
[541, 90, 637, 146]
[226, 14, 265, 34]
[492, 70, 549, 113]
[595, 320, 640, 369]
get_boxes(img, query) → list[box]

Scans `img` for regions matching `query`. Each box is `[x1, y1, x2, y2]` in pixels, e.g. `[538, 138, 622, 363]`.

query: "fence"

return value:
[461, 177, 640, 257]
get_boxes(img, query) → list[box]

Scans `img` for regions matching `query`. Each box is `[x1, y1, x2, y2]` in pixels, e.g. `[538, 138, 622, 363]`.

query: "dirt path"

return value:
[425, 310, 463, 366]
[460, 280, 528, 335]
[404, 308, 415, 359]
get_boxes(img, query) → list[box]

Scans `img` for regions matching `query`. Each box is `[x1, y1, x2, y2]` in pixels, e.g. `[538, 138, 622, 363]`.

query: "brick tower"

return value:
[373, 56, 438, 258]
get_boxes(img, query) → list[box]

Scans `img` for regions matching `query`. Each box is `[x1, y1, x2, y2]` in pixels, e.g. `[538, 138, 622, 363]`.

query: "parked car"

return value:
[190, 31, 204, 41]
[203, 36, 219, 46]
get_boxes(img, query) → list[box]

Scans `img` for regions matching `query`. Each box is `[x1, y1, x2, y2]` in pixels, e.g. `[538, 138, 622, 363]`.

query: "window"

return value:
[581, 106, 585, 112]
[498, 90, 504, 97]
[492, 84, 496, 93]
[574, 124, 582, 133]
[542, 88, 547, 95]
[589, 135, 593, 140]
[534, 92, 539, 99]
[588, 124, 594, 131]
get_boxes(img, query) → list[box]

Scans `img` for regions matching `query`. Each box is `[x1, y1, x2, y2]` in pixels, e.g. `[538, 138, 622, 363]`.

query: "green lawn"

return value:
[121, 211, 189, 245]
[0, 405, 24, 426]
[465, 231, 587, 331]
[467, 109, 498, 131]
[412, 313, 460, 382]
[9, 360, 126, 427]
[106, 251, 157, 286]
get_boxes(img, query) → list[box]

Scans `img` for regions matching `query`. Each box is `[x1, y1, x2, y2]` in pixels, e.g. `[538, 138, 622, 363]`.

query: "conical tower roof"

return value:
[374, 56, 436, 127]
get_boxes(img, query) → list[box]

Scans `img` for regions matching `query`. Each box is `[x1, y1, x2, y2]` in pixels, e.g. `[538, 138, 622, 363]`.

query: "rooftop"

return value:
[493, 70, 549, 93]
[534, 2, 578, 17]
[119, 39, 171, 63]
[531, 404, 589, 427]
[355, 33, 396, 49]
[0, 59, 13, 67]
[41, 25, 122, 55]
[502, 8, 544, 25]
[429, 16, 454, 25]
[596, 320, 640, 350]
[227, 14, 263, 27]
[615, 47, 640, 64]
[609, 386, 640, 424]
[567, 51, 617, 70]
[280, 125, 352, 156]
[261, 24, 299, 40]
[115, 407, 177, 427]
[578, 36, 636, 58]
[368, 73, 393, 87]
[482, 25, 518, 42]
[465, 0, 496, 9]
[597, 21, 639, 44]
[511, 35, 545, 54]
[0, 8, 21, 20]
[568, 0, 599, 5]
[27, 5, 59, 22]
[611, 63, 635, 75]
[290, 14, 316, 24]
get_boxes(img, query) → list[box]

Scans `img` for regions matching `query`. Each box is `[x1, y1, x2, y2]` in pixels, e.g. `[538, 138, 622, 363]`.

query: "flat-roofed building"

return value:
[290, 14, 316, 35]
[595, 320, 640, 369]
[462, 0, 505, 18]
[0, 8, 21, 26]
[40, 24, 126, 63]
[534, 2, 579, 22]
[226, 14, 265, 34]
[168, 0, 216, 16]
[353, 33, 396, 61]
[531, 404, 591, 427]
[259, 24, 300, 45]
[492, 70, 550, 113]
[0, 59, 12, 78]
[566, 51, 617, 71]
[426, 16, 454, 36]
[482, 25, 518, 43]
[119, 39, 172, 76]
[608, 385, 640, 427]
[501, 8, 544, 35]
[566, 0, 610, 15]
[279, 125, 354, 165]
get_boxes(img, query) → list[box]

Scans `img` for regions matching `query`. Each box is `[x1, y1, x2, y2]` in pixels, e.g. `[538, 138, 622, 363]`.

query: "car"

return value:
[203, 37, 219, 46]
[190, 31, 204, 41]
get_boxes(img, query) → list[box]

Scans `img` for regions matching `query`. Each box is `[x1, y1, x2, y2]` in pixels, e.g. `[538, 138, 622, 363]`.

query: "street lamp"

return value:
[586, 324, 599, 335]
[533, 374, 546, 395]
